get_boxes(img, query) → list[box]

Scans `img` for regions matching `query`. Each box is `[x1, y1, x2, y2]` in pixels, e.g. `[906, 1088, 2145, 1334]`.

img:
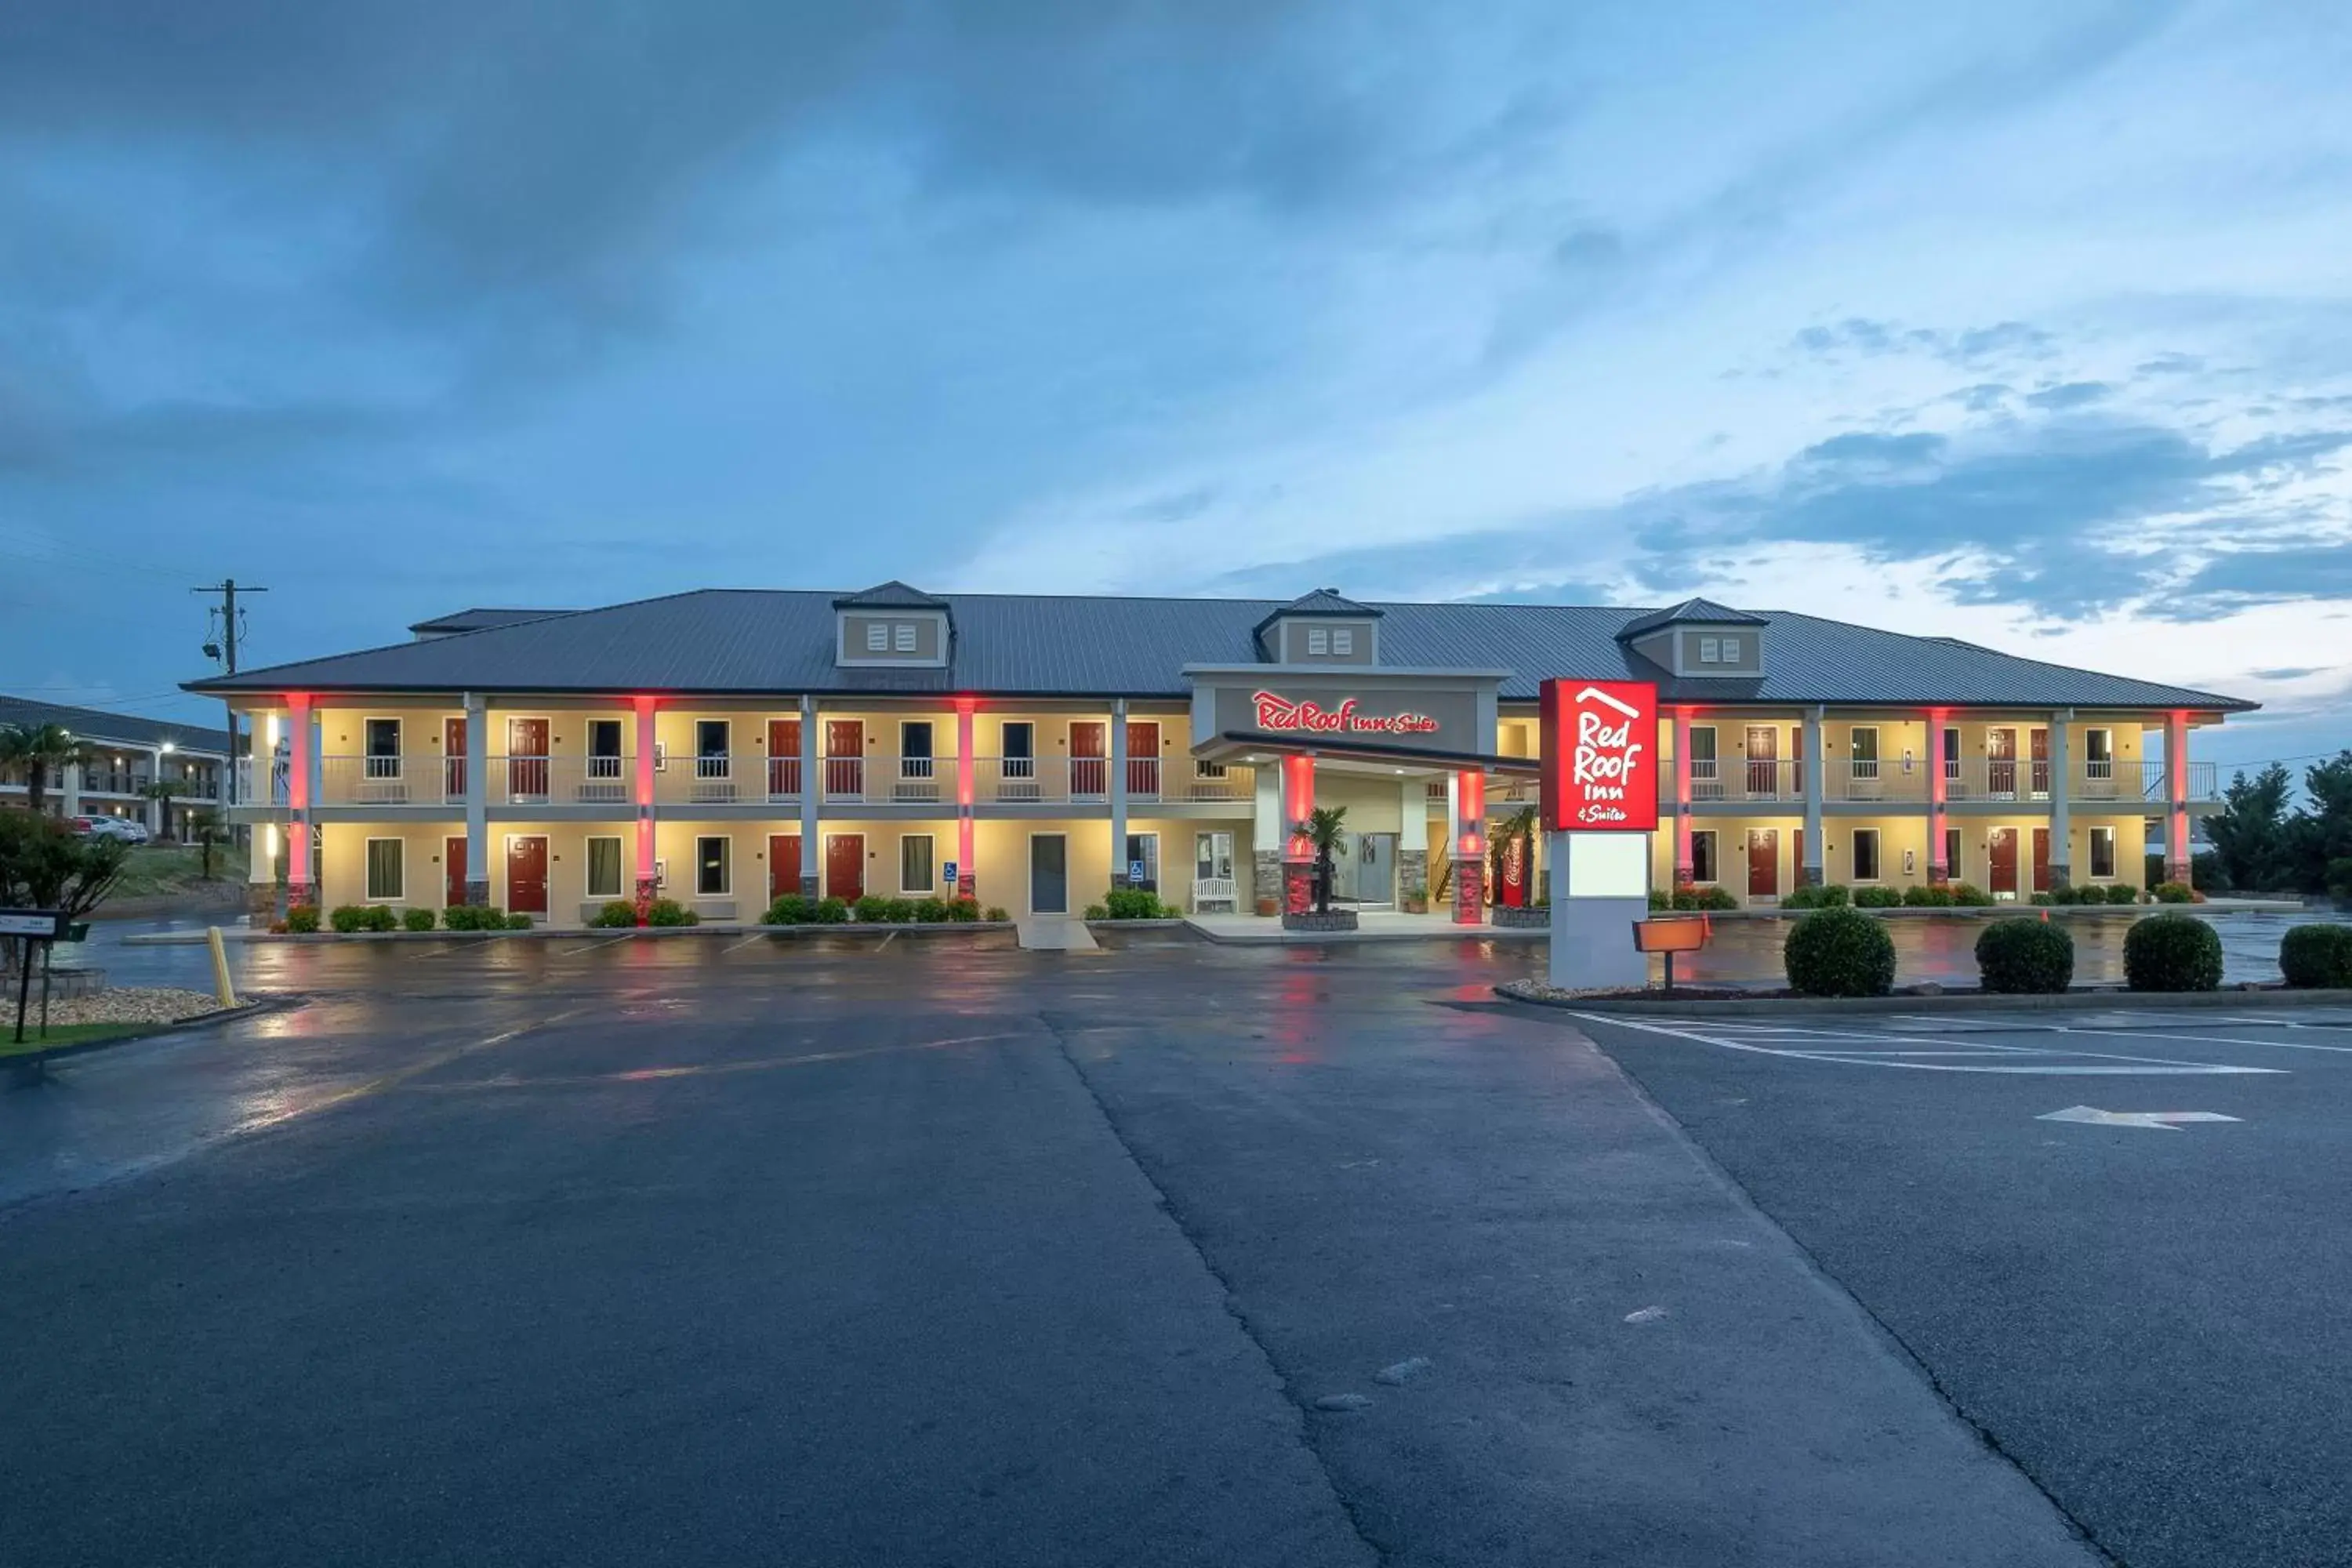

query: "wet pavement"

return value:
[0, 935, 2101, 1568]
[1565, 1004, 2352, 1568]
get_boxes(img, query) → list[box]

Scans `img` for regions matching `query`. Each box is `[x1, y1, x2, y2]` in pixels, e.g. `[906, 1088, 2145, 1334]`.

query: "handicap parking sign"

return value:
[943, 860, 959, 886]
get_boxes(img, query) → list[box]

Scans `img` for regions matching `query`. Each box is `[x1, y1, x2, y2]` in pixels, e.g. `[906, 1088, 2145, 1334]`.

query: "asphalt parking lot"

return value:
[1566, 1004, 2352, 1568]
[1, 932, 2343, 1566]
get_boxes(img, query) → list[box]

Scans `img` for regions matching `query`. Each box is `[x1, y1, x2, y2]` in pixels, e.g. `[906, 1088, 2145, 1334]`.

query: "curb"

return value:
[5, 995, 293, 1082]
[1494, 982, 2352, 1018]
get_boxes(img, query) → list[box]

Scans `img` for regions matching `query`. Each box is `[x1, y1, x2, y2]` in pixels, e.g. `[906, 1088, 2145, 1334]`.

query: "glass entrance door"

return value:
[1333, 832, 1397, 906]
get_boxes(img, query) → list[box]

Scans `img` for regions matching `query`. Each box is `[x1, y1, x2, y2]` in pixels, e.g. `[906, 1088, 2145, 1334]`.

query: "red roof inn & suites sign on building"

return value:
[1541, 680, 1659, 833]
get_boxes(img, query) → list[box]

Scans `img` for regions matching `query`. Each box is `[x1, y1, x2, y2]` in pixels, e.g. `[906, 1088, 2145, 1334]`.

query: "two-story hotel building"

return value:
[187, 586, 2251, 926]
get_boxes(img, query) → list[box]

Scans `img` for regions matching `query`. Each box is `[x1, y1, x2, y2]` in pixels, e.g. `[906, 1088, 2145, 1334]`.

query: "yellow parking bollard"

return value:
[207, 926, 239, 1010]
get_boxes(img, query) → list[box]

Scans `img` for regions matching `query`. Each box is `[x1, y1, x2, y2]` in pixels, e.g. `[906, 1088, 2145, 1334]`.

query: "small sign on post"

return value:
[2, 909, 69, 1047]
[942, 860, 959, 889]
[1632, 915, 1710, 995]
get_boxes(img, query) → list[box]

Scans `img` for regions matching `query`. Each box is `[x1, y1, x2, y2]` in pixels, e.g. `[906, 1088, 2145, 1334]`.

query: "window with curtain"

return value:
[586, 837, 624, 899]
[365, 838, 404, 900]
[900, 834, 935, 893]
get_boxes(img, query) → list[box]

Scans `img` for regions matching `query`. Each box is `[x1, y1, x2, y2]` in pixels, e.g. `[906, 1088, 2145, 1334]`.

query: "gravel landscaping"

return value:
[25, 988, 227, 1028]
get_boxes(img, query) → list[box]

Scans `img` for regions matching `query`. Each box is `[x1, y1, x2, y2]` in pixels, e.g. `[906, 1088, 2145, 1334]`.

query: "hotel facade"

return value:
[188, 586, 2250, 926]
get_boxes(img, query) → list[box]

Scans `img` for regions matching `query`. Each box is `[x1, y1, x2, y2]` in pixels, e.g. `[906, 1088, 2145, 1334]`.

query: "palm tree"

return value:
[185, 808, 223, 879]
[0, 724, 97, 816]
[1305, 805, 1348, 913]
[140, 777, 189, 840]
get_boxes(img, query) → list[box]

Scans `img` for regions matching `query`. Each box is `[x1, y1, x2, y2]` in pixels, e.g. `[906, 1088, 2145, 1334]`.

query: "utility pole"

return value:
[193, 579, 267, 806]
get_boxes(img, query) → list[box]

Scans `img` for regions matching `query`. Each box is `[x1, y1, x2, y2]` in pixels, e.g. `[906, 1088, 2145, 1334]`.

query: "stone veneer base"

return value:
[1281, 909, 1360, 932]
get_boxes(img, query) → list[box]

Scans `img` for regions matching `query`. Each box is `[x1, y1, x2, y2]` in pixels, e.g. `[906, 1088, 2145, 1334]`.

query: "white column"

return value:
[1801, 707, 1824, 887]
[1109, 699, 1131, 890]
[143, 747, 165, 833]
[798, 695, 820, 896]
[464, 692, 489, 905]
[2049, 710, 2072, 889]
[60, 758, 81, 819]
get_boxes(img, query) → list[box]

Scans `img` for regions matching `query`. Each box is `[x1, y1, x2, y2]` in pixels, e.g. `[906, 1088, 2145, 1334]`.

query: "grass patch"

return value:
[110, 843, 252, 898]
[0, 1021, 161, 1057]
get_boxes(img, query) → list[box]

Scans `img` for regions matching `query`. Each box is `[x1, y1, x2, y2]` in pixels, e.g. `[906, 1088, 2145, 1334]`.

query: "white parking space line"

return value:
[1572, 1012, 2285, 1075]
[722, 933, 771, 954]
[2223, 1015, 2352, 1031]
[2060, 1025, 2352, 1056]
[551, 935, 637, 960]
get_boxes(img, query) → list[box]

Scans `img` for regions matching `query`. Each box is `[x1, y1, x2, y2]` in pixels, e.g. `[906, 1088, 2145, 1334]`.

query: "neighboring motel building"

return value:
[0, 695, 231, 836]
[187, 586, 2250, 925]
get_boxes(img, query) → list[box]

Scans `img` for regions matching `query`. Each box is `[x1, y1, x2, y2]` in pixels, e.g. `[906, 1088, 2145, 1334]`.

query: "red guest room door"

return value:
[769, 833, 801, 900]
[826, 833, 865, 902]
[1988, 829, 2020, 896]
[506, 835, 549, 915]
[1747, 829, 1779, 898]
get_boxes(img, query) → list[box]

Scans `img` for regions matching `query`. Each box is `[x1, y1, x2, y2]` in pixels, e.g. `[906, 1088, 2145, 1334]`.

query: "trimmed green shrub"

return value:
[1852, 885, 1901, 909]
[1976, 918, 2074, 993]
[1104, 888, 1169, 920]
[852, 895, 891, 924]
[1083, 903, 1110, 920]
[2029, 892, 2054, 907]
[285, 905, 320, 933]
[402, 907, 437, 932]
[913, 897, 950, 922]
[762, 894, 814, 925]
[506, 913, 532, 930]
[2153, 880, 2194, 905]
[946, 898, 980, 922]
[2124, 913, 2223, 992]
[1670, 884, 1740, 911]
[2278, 924, 2352, 989]
[1782, 884, 1849, 910]
[882, 898, 917, 924]
[329, 904, 368, 933]
[1950, 882, 1995, 907]
[1648, 888, 1671, 911]
[590, 900, 639, 927]
[983, 905, 1009, 923]
[442, 903, 507, 931]
[1905, 884, 1956, 907]
[645, 898, 695, 927]
[1784, 906, 1898, 997]
[814, 896, 849, 923]
[2105, 883, 2140, 906]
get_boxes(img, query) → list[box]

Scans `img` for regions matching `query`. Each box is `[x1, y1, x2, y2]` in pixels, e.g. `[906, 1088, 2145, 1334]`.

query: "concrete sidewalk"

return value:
[1185, 909, 1548, 944]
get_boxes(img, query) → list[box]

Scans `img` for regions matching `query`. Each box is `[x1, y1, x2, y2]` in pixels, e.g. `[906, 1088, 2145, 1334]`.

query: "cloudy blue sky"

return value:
[2, 0, 2347, 768]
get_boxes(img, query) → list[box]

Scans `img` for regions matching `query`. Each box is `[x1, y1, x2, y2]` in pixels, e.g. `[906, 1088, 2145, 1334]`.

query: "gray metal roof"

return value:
[183, 589, 2257, 712]
[408, 608, 574, 635]
[1615, 597, 1770, 638]
[0, 695, 232, 754]
[832, 580, 948, 610]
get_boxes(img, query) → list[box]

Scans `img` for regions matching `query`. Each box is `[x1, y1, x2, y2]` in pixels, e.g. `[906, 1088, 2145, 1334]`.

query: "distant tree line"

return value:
[2198, 751, 2352, 896]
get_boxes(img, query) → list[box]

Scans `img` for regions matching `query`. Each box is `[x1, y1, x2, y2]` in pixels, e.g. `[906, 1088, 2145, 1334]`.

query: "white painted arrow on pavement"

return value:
[2038, 1105, 2242, 1131]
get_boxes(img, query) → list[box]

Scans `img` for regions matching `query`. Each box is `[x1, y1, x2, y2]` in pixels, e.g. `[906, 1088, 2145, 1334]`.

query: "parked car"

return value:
[75, 815, 151, 844]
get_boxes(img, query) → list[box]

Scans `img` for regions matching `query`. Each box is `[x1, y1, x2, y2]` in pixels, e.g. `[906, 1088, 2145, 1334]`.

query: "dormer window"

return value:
[1253, 588, 1384, 665]
[1307, 628, 1329, 655]
[1700, 637, 1720, 663]
[1331, 628, 1353, 655]
[834, 580, 953, 669]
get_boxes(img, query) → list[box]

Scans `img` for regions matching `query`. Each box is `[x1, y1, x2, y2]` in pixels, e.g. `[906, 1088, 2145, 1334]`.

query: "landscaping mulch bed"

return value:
[13, 986, 226, 1027]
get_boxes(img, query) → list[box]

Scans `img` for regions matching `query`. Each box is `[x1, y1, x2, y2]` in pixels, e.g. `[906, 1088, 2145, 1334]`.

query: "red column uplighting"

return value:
[956, 696, 977, 901]
[1454, 768, 1485, 924]
[633, 695, 659, 921]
